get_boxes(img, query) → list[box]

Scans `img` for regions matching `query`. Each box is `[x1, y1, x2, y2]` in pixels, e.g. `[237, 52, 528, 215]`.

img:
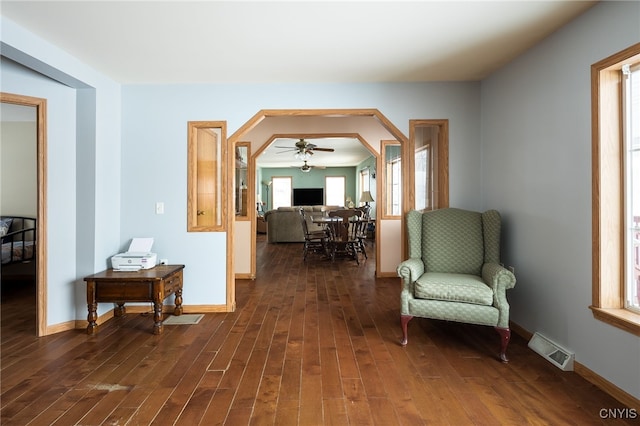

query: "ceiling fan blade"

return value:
[311, 147, 335, 152]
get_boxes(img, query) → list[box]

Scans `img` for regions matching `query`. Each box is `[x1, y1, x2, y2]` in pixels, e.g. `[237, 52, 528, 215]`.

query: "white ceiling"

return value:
[1, 1, 597, 168]
[1, 1, 597, 84]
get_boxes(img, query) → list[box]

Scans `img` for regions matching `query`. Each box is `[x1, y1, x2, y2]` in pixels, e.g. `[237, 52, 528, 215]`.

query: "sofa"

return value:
[264, 206, 341, 243]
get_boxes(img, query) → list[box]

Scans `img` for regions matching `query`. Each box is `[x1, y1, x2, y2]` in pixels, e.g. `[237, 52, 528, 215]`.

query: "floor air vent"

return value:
[528, 332, 575, 371]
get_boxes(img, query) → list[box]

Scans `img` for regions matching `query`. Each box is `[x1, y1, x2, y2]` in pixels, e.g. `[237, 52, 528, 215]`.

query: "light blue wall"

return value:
[1, 16, 122, 325]
[481, 1, 640, 399]
[121, 82, 481, 306]
[1, 58, 78, 324]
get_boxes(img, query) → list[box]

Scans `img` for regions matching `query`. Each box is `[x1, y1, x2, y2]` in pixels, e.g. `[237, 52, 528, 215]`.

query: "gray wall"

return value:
[481, 1, 640, 399]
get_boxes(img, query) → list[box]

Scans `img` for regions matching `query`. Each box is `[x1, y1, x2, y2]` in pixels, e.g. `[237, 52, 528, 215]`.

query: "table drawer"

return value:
[95, 282, 153, 301]
[164, 274, 183, 293]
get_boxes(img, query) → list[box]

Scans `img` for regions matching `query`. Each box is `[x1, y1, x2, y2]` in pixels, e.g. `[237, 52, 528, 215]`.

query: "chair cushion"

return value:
[414, 272, 493, 306]
[422, 208, 484, 275]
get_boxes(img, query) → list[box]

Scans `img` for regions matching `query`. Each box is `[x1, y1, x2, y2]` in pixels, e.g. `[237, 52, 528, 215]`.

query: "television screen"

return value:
[293, 188, 324, 206]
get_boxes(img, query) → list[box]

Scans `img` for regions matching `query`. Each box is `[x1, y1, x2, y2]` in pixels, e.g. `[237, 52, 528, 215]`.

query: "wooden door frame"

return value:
[227, 109, 409, 304]
[1, 92, 48, 336]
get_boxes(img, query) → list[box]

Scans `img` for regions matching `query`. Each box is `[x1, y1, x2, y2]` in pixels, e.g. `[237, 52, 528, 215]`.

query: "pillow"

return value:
[0, 218, 13, 237]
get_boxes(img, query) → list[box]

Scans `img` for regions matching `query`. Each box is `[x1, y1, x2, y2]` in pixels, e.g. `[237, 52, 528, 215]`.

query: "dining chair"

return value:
[298, 208, 328, 261]
[327, 209, 363, 264]
[350, 216, 369, 259]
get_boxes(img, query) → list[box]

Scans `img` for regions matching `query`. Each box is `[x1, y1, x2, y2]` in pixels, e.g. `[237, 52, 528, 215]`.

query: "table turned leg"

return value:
[86, 280, 98, 335]
[153, 300, 164, 335]
[114, 303, 126, 317]
[174, 287, 183, 316]
[87, 302, 98, 335]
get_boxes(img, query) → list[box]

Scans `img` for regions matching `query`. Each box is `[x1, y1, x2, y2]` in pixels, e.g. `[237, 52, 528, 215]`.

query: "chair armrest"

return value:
[482, 262, 516, 328]
[482, 263, 516, 291]
[397, 258, 424, 284]
[397, 258, 424, 314]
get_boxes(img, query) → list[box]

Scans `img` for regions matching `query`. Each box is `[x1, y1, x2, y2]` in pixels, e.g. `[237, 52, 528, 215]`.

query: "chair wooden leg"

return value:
[495, 327, 511, 363]
[351, 242, 359, 264]
[400, 315, 413, 346]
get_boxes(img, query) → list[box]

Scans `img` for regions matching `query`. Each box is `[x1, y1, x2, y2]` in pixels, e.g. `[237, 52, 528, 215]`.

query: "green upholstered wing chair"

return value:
[396, 208, 516, 362]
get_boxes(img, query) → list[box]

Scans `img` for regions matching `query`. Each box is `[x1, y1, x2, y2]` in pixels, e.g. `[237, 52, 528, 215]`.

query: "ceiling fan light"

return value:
[294, 151, 311, 161]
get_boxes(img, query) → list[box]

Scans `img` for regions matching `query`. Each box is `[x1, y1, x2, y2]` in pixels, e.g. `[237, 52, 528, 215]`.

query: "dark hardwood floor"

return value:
[1, 237, 635, 425]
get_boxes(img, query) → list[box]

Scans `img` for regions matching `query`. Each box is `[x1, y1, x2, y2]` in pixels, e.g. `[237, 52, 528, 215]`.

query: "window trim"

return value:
[591, 42, 640, 336]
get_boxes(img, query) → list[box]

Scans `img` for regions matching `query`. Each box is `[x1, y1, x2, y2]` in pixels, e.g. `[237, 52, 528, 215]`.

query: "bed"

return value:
[1, 216, 36, 265]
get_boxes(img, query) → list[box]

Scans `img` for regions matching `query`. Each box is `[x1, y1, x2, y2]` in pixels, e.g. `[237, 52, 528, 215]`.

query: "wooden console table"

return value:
[83, 264, 184, 335]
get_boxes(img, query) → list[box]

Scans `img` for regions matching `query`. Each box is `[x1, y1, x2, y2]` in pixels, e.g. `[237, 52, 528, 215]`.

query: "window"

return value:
[272, 176, 292, 209]
[591, 43, 640, 336]
[624, 63, 640, 312]
[383, 141, 402, 217]
[360, 168, 370, 193]
[325, 176, 345, 206]
[409, 120, 448, 211]
[414, 145, 430, 210]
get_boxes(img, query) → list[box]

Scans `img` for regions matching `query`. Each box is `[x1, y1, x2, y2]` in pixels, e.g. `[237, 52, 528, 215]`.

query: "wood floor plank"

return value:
[322, 398, 349, 425]
[250, 373, 280, 425]
[1, 235, 637, 425]
[299, 372, 323, 425]
[197, 387, 234, 425]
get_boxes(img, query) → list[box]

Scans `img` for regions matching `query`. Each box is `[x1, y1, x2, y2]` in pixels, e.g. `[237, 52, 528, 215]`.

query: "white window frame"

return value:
[623, 63, 640, 313]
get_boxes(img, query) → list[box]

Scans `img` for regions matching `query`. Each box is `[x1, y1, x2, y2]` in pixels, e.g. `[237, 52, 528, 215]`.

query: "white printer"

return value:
[111, 238, 158, 271]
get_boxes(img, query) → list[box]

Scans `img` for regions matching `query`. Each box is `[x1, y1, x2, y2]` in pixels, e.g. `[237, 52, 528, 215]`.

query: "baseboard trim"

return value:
[510, 321, 639, 410]
[72, 304, 231, 330]
[46, 320, 76, 335]
[574, 362, 640, 411]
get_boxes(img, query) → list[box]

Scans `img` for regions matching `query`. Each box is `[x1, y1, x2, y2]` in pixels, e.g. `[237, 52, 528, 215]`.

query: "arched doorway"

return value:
[227, 109, 408, 304]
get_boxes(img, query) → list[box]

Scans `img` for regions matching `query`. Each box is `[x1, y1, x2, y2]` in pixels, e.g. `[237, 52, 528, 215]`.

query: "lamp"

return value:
[262, 181, 272, 210]
[359, 191, 374, 206]
[346, 196, 354, 208]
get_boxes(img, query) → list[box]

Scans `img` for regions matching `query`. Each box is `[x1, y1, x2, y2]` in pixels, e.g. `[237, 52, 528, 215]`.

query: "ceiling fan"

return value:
[275, 138, 335, 159]
[292, 160, 326, 173]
